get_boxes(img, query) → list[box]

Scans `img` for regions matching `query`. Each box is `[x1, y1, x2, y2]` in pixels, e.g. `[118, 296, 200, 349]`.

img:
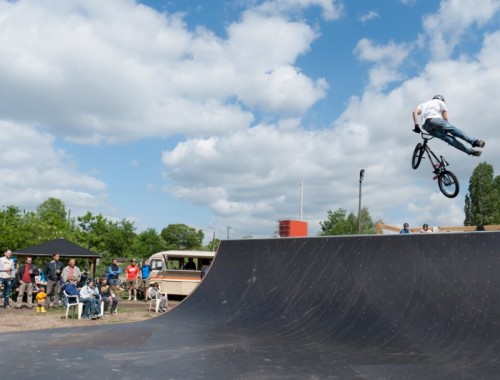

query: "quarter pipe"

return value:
[1, 232, 500, 379]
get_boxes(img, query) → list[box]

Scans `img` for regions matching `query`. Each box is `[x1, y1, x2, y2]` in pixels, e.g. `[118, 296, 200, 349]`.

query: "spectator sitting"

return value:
[183, 258, 196, 270]
[79, 279, 100, 320]
[420, 224, 433, 233]
[476, 224, 485, 231]
[99, 278, 118, 316]
[148, 282, 168, 312]
[35, 286, 47, 313]
[400, 223, 411, 234]
[63, 277, 79, 297]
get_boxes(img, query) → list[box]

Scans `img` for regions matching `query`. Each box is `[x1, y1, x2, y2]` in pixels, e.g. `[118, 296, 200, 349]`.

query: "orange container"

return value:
[279, 220, 308, 237]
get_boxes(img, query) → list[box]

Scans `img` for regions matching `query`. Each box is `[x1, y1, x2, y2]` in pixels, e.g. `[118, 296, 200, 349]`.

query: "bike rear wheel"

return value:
[412, 143, 424, 169]
[438, 170, 459, 198]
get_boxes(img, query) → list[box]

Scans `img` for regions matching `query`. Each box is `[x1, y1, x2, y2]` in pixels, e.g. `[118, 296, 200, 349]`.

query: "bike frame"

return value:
[412, 132, 459, 198]
[419, 133, 449, 172]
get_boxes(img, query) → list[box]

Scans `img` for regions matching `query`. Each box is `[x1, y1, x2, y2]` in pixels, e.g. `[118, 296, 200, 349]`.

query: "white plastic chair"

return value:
[64, 290, 83, 319]
[147, 287, 167, 313]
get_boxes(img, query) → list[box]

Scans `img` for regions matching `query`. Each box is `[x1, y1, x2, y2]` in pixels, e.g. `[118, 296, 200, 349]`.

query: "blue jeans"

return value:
[81, 297, 99, 317]
[423, 118, 477, 154]
[0, 278, 13, 307]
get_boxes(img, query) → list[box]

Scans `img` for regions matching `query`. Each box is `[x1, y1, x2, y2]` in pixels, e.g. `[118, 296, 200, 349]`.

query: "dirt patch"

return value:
[0, 299, 179, 334]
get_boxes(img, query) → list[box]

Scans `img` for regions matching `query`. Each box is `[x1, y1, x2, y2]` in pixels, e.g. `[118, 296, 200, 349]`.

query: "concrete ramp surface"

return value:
[1, 232, 500, 379]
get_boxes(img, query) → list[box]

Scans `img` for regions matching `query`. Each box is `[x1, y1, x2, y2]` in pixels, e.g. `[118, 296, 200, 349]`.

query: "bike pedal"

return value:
[433, 175, 439, 180]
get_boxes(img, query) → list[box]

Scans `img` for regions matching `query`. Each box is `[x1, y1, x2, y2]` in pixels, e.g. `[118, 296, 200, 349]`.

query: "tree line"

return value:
[0, 198, 218, 270]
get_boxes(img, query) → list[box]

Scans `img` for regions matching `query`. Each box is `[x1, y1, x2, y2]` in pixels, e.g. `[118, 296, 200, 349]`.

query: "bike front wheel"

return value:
[412, 143, 424, 169]
[438, 170, 459, 198]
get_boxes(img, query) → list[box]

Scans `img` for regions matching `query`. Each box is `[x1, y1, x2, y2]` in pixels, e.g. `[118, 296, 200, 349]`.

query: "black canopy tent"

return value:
[14, 238, 101, 278]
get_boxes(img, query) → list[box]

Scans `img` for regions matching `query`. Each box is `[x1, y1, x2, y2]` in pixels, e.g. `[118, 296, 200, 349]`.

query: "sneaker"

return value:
[82, 315, 89, 319]
[111, 311, 117, 315]
[4, 305, 11, 309]
[473, 140, 485, 148]
[471, 150, 482, 157]
[90, 314, 97, 320]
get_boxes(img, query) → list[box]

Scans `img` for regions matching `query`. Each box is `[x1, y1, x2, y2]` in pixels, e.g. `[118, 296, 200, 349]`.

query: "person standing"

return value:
[0, 248, 16, 309]
[140, 260, 151, 301]
[43, 252, 64, 309]
[35, 285, 47, 313]
[108, 258, 122, 299]
[15, 256, 39, 309]
[125, 259, 139, 301]
[61, 259, 82, 284]
[400, 223, 411, 234]
[420, 224, 433, 233]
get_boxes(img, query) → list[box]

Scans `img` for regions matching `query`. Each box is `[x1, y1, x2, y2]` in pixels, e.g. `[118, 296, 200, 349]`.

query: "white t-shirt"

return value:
[0, 257, 15, 279]
[417, 99, 447, 122]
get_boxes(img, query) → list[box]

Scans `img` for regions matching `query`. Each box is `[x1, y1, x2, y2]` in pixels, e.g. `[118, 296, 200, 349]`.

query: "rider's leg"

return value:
[423, 119, 473, 154]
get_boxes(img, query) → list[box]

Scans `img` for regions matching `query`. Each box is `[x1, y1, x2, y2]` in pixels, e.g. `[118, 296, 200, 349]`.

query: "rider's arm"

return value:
[441, 110, 448, 121]
[412, 107, 421, 133]
[412, 107, 421, 126]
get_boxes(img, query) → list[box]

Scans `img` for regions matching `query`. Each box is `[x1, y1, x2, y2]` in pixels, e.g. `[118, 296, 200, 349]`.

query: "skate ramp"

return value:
[1, 232, 500, 379]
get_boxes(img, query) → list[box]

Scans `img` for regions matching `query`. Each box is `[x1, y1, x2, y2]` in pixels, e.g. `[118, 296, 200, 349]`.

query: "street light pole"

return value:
[358, 169, 365, 234]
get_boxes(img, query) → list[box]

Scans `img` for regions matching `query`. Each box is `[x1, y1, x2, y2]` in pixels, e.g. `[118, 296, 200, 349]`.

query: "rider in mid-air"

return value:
[412, 95, 485, 157]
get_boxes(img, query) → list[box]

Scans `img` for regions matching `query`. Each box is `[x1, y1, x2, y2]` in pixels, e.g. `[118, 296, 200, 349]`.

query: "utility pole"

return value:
[358, 169, 365, 234]
[226, 226, 231, 239]
[300, 179, 304, 221]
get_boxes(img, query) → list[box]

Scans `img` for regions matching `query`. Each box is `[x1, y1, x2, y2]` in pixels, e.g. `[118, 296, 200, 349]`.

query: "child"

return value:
[35, 286, 47, 313]
[148, 283, 168, 312]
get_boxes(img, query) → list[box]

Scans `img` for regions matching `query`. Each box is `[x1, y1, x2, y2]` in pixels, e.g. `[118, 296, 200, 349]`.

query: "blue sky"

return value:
[1, 0, 499, 241]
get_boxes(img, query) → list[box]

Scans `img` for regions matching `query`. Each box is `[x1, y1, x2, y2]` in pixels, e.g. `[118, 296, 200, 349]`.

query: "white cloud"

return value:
[0, 120, 108, 214]
[354, 38, 411, 90]
[423, 0, 500, 60]
[161, 22, 500, 237]
[0, 0, 329, 145]
[359, 10, 380, 24]
[255, 0, 343, 21]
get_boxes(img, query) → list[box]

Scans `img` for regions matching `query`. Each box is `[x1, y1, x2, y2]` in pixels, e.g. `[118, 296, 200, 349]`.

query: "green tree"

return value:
[74, 212, 110, 254]
[160, 224, 204, 250]
[464, 162, 500, 226]
[205, 238, 221, 252]
[319, 207, 381, 236]
[36, 197, 70, 240]
[130, 228, 166, 260]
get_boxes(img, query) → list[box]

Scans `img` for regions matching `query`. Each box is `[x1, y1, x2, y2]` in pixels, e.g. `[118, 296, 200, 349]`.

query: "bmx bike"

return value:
[412, 132, 460, 198]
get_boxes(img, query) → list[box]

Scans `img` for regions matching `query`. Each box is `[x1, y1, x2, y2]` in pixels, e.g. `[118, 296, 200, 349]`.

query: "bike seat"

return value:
[420, 131, 434, 140]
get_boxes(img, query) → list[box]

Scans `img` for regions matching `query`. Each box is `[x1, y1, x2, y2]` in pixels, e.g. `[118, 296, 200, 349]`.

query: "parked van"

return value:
[148, 250, 216, 296]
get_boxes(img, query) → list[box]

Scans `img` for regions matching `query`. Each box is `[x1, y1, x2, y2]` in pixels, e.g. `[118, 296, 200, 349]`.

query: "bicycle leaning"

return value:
[411, 132, 460, 198]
